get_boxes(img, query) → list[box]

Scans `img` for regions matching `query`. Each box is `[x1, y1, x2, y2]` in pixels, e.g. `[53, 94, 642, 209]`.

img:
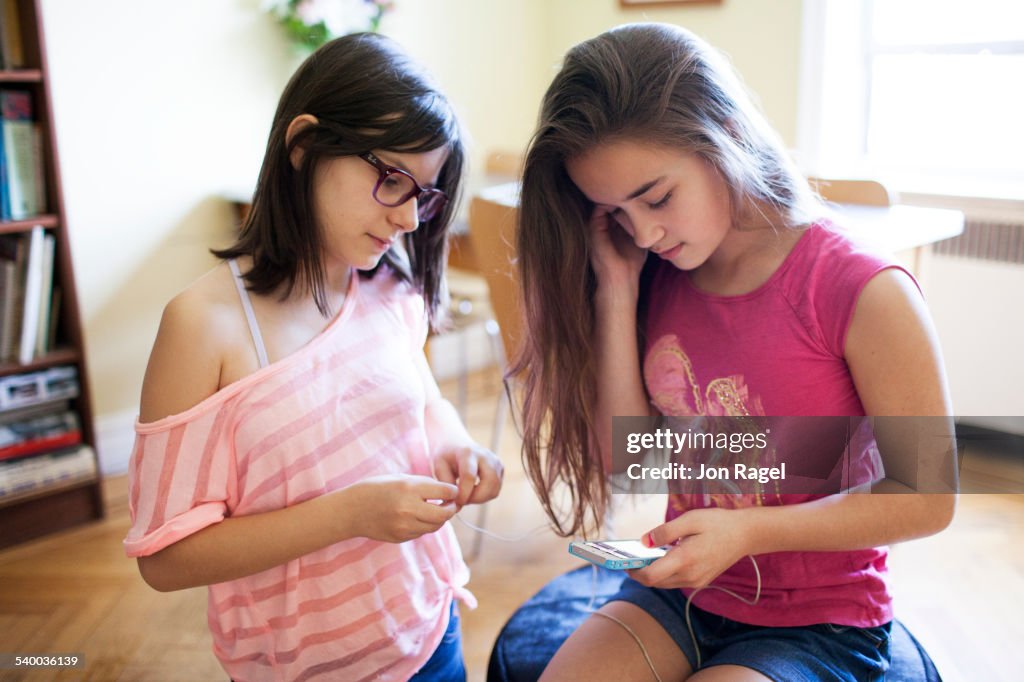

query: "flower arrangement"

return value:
[266, 0, 394, 51]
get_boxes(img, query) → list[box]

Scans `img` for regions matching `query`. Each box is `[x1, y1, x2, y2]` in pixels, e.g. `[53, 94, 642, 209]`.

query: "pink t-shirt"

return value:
[643, 221, 914, 628]
[124, 270, 474, 682]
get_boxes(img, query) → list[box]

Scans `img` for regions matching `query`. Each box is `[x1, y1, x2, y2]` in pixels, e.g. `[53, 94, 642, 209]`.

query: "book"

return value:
[17, 224, 42, 363]
[0, 0, 24, 70]
[0, 257, 7, 350]
[46, 284, 60, 351]
[0, 232, 25, 361]
[32, 124, 45, 212]
[0, 94, 8, 219]
[0, 243, 13, 357]
[1, 89, 39, 220]
[33, 232, 53, 356]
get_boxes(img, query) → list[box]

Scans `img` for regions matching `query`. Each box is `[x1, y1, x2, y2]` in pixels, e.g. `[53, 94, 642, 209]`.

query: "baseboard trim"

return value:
[94, 409, 137, 476]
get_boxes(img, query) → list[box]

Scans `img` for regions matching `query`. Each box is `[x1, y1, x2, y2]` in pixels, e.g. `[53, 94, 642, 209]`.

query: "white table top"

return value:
[827, 203, 964, 253]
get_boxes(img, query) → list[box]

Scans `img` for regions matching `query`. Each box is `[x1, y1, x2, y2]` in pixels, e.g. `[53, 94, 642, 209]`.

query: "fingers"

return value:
[467, 457, 504, 505]
[628, 545, 687, 587]
[589, 204, 614, 224]
[433, 455, 457, 486]
[414, 497, 458, 528]
[408, 476, 458, 503]
[643, 514, 691, 549]
[454, 450, 479, 508]
[434, 447, 504, 507]
[589, 206, 622, 240]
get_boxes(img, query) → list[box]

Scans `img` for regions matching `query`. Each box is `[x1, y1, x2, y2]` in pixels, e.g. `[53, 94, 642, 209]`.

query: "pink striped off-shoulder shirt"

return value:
[124, 269, 474, 682]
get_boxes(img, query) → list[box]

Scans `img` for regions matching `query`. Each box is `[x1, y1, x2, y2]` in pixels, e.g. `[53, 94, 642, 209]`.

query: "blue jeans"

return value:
[608, 577, 892, 682]
[409, 602, 466, 682]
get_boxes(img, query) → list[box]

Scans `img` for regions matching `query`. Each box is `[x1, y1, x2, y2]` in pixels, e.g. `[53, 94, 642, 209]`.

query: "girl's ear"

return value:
[286, 114, 319, 169]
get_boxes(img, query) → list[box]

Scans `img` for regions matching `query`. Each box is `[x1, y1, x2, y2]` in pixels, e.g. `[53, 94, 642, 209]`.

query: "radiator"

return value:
[923, 209, 1024, 419]
[931, 217, 1024, 264]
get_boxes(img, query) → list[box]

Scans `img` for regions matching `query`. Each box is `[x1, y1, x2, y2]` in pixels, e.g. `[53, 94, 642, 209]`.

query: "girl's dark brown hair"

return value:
[511, 23, 817, 536]
[214, 32, 465, 325]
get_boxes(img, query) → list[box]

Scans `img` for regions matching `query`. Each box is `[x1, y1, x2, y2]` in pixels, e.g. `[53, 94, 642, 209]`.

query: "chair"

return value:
[441, 268, 502, 423]
[487, 566, 943, 681]
[484, 149, 525, 181]
[808, 176, 929, 278]
[808, 177, 896, 207]
[461, 184, 521, 559]
[468, 184, 522, 360]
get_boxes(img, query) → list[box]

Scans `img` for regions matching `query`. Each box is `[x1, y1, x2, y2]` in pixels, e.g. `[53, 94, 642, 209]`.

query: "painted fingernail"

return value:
[643, 532, 653, 547]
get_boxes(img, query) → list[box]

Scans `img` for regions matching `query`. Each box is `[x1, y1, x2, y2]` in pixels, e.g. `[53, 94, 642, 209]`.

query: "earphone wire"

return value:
[683, 555, 762, 669]
[583, 555, 762, 677]
[453, 511, 550, 543]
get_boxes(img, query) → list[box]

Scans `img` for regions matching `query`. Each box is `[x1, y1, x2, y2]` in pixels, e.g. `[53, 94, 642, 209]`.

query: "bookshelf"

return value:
[0, 0, 102, 549]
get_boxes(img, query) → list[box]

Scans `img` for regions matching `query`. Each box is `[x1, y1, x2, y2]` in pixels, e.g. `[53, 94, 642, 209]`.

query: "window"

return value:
[798, 0, 1024, 200]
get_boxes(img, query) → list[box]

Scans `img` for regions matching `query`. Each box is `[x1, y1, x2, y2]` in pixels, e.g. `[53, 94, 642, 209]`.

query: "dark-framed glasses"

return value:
[359, 152, 449, 222]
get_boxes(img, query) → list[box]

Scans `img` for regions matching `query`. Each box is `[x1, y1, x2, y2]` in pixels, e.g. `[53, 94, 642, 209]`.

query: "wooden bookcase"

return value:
[0, 0, 102, 549]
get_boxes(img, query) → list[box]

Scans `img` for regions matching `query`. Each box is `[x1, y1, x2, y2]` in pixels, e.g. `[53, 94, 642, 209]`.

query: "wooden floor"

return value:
[0, 368, 1022, 681]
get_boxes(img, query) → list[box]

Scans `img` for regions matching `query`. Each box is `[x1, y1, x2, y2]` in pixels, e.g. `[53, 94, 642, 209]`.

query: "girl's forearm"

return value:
[423, 396, 475, 456]
[594, 286, 654, 471]
[137, 488, 357, 592]
[740, 491, 956, 556]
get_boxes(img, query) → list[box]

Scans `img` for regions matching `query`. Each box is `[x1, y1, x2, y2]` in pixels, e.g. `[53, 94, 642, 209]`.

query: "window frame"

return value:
[797, 0, 1024, 202]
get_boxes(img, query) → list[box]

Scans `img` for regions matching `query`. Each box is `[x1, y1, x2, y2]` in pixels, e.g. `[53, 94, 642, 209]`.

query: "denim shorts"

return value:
[607, 577, 892, 682]
[409, 602, 466, 682]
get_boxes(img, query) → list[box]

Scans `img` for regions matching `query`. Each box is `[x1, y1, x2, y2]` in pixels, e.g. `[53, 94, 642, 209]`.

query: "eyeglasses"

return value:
[359, 152, 449, 222]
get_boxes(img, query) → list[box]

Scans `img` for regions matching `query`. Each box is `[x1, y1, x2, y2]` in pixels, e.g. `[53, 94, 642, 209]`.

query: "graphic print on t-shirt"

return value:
[643, 333, 779, 511]
[644, 334, 765, 417]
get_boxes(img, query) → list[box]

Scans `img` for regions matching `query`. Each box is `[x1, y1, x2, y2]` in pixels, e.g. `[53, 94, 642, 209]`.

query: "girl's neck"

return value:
[323, 262, 353, 297]
[690, 213, 803, 297]
[305, 263, 352, 317]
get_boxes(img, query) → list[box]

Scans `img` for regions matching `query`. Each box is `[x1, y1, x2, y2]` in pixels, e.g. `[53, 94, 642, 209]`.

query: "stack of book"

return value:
[0, 225, 58, 363]
[0, 365, 93, 501]
[0, 446, 96, 500]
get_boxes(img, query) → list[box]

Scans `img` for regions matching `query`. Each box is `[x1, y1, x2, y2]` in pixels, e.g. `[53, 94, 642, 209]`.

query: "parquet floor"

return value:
[0, 368, 1021, 681]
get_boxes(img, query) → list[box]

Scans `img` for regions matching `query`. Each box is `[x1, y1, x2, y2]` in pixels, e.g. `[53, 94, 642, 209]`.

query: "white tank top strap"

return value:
[228, 258, 270, 369]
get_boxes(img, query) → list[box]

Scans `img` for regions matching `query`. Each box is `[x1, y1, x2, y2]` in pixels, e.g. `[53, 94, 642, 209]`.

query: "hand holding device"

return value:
[569, 539, 667, 570]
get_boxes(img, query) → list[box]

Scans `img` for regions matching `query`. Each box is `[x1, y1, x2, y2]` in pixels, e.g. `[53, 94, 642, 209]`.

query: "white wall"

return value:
[42, 0, 303, 470]
[382, 0, 551, 181]
[542, 0, 804, 146]
[925, 255, 1024, 417]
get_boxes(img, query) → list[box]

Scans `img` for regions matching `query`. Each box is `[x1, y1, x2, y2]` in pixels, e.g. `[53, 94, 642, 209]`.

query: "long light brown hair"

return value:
[511, 23, 817, 536]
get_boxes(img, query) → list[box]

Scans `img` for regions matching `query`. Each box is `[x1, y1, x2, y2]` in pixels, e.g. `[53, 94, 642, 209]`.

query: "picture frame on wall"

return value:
[620, 0, 722, 7]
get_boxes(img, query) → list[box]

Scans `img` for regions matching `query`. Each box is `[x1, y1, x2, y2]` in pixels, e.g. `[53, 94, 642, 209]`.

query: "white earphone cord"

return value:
[585, 555, 762, 679]
[453, 511, 550, 542]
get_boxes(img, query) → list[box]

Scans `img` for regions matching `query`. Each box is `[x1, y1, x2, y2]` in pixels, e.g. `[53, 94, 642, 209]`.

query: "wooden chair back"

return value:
[484, 149, 525, 180]
[808, 177, 896, 207]
[468, 187, 521, 361]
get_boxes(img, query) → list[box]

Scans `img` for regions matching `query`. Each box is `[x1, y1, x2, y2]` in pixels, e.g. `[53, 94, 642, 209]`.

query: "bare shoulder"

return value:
[845, 268, 950, 415]
[848, 267, 928, 336]
[139, 263, 247, 423]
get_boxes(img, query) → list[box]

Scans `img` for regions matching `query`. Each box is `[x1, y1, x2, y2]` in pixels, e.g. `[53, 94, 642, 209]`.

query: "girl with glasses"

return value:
[125, 32, 501, 682]
[513, 23, 954, 682]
